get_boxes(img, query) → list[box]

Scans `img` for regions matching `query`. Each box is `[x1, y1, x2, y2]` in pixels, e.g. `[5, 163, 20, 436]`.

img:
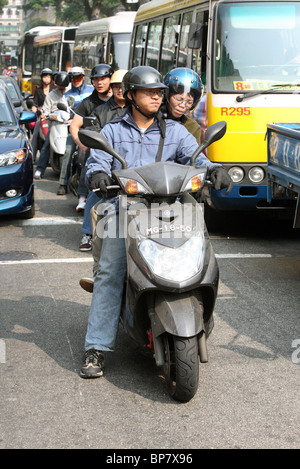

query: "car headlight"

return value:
[248, 166, 265, 183]
[228, 166, 244, 183]
[139, 235, 205, 282]
[0, 150, 26, 166]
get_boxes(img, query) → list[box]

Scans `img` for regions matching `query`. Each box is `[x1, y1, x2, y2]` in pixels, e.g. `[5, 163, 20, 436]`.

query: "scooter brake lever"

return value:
[106, 185, 120, 198]
[92, 186, 120, 197]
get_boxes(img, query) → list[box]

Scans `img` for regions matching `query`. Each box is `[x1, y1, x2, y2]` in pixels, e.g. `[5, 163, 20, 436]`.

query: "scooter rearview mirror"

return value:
[83, 116, 97, 128]
[78, 129, 128, 169]
[57, 102, 68, 112]
[190, 121, 227, 166]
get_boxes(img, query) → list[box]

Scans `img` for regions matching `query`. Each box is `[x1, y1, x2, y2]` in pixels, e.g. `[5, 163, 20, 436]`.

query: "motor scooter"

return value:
[79, 121, 226, 402]
[47, 98, 71, 175]
[56, 102, 97, 195]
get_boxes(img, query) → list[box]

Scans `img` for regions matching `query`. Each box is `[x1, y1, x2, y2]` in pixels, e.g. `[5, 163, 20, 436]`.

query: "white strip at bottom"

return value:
[216, 253, 272, 259]
[0, 254, 272, 266]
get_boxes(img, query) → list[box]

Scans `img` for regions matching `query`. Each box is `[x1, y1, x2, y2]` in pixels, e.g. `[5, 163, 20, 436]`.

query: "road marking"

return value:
[0, 217, 82, 226]
[216, 253, 272, 258]
[0, 254, 272, 265]
[0, 257, 93, 265]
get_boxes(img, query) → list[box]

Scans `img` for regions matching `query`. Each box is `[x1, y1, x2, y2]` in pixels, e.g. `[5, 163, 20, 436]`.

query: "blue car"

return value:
[0, 80, 36, 219]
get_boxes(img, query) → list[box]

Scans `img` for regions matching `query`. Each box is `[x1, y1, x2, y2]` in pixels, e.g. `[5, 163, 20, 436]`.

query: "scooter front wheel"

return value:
[163, 334, 199, 403]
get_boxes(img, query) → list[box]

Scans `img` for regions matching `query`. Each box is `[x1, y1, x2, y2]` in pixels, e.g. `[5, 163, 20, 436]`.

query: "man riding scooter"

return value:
[56, 67, 94, 196]
[34, 72, 70, 179]
[79, 66, 232, 379]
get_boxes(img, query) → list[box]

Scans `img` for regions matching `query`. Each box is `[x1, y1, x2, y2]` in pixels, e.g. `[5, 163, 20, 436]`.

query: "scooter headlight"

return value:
[139, 235, 205, 282]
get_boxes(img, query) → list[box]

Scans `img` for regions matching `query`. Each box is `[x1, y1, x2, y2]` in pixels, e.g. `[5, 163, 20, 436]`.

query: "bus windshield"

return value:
[110, 33, 131, 70]
[24, 41, 34, 74]
[214, 2, 300, 92]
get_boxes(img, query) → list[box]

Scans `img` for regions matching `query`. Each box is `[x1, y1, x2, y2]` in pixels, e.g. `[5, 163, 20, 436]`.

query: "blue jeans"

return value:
[81, 190, 100, 235]
[36, 131, 50, 174]
[84, 214, 127, 351]
[59, 134, 76, 186]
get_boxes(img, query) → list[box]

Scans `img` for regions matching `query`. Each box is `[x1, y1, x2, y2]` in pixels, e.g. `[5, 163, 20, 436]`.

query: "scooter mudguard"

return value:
[151, 290, 205, 338]
[50, 121, 68, 154]
[40, 118, 48, 138]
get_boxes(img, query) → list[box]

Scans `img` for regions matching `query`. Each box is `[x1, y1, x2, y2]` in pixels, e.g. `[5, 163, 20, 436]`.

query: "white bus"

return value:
[73, 11, 136, 81]
[31, 26, 77, 93]
[18, 26, 63, 94]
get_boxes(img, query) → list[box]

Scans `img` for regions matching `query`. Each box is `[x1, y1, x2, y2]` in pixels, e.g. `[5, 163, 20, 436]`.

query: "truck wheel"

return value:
[163, 334, 199, 402]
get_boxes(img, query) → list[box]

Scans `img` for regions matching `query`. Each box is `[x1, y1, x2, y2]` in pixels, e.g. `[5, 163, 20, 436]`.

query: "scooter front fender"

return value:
[151, 290, 204, 339]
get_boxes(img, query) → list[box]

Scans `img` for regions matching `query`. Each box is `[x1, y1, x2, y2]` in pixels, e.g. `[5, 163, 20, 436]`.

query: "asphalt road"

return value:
[0, 171, 300, 450]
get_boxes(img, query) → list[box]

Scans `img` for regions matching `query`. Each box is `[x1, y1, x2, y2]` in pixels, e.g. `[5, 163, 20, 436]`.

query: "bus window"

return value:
[178, 11, 193, 70]
[24, 41, 33, 74]
[160, 15, 181, 76]
[34, 47, 42, 75]
[191, 10, 208, 84]
[145, 20, 162, 69]
[132, 24, 147, 67]
[62, 43, 74, 72]
[109, 33, 132, 70]
[214, 2, 300, 92]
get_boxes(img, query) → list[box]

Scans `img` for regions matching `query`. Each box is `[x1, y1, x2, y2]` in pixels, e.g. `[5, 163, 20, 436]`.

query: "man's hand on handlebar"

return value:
[210, 166, 233, 194]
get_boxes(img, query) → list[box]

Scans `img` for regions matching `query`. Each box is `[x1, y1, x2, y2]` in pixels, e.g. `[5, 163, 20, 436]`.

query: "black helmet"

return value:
[91, 64, 114, 79]
[41, 68, 52, 78]
[122, 66, 168, 98]
[55, 71, 70, 88]
[122, 66, 167, 118]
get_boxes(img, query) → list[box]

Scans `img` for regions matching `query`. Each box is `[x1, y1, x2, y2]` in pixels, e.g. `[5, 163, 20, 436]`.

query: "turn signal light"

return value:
[124, 179, 139, 194]
[191, 176, 202, 191]
[16, 150, 26, 163]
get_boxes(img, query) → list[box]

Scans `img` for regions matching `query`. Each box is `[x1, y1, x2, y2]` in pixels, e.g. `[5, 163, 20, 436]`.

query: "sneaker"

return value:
[34, 170, 42, 179]
[79, 234, 92, 252]
[76, 196, 86, 212]
[79, 277, 94, 293]
[80, 349, 104, 378]
[57, 185, 67, 196]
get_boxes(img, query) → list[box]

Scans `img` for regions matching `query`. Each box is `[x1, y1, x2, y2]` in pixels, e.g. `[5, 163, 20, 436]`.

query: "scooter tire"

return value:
[163, 334, 199, 403]
[50, 153, 62, 175]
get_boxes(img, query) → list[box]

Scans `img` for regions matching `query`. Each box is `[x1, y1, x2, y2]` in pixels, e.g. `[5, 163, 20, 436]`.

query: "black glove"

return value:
[89, 171, 112, 194]
[210, 167, 233, 194]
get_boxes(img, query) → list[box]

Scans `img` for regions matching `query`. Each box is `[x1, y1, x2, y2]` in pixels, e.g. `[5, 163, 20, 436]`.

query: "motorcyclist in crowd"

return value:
[76, 69, 127, 254]
[56, 67, 94, 196]
[34, 71, 70, 179]
[79, 68, 208, 293]
[30, 68, 55, 162]
[79, 65, 232, 378]
[162, 67, 202, 144]
[69, 64, 113, 234]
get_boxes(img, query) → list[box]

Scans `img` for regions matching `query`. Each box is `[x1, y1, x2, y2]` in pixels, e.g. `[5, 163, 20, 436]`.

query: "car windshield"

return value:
[0, 89, 16, 125]
[214, 2, 300, 92]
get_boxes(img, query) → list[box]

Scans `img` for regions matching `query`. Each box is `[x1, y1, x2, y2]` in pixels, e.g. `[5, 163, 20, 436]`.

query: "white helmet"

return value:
[110, 69, 128, 84]
[69, 66, 85, 78]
